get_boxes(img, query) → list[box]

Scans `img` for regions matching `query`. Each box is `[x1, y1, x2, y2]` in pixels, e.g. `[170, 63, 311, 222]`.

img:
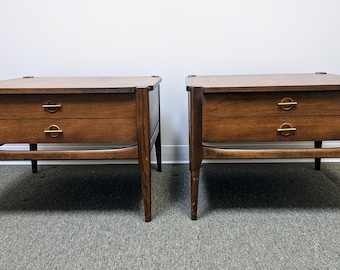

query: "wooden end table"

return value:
[0, 76, 162, 222]
[186, 73, 340, 220]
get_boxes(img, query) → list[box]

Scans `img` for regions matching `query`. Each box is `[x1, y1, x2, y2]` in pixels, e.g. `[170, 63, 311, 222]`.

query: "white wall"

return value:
[1, 0, 340, 163]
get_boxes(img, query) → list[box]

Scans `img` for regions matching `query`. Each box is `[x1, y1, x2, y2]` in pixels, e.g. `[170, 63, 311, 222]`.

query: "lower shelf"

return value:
[203, 145, 340, 159]
[0, 145, 138, 160]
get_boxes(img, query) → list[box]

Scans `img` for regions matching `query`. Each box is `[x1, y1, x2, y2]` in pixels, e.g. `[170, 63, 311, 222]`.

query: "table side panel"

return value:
[148, 85, 160, 136]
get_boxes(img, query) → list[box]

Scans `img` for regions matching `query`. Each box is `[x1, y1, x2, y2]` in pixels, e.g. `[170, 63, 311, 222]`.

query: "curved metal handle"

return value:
[42, 104, 62, 108]
[278, 97, 297, 111]
[42, 101, 62, 113]
[44, 125, 63, 138]
[277, 101, 298, 106]
[277, 127, 297, 132]
[277, 123, 296, 136]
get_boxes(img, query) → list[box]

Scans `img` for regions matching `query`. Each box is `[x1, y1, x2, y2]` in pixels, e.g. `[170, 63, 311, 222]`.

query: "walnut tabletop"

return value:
[0, 76, 161, 94]
[186, 73, 340, 92]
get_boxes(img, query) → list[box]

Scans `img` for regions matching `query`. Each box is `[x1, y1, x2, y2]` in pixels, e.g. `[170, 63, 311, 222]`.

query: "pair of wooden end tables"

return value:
[1, 73, 340, 221]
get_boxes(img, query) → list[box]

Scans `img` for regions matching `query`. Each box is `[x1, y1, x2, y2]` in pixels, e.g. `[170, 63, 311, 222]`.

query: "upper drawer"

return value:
[0, 94, 136, 119]
[202, 91, 340, 118]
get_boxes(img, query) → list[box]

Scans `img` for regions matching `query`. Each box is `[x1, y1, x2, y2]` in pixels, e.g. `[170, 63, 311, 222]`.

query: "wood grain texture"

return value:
[0, 94, 136, 119]
[202, 116, 340, 142]
[202, 91, 340, 118]
[203, 146, 340, 159]
[0, 119, 137, 143]
[186, 73, 340, 93]
[0, 76, 162, 94]
[0, 146, 138, 160]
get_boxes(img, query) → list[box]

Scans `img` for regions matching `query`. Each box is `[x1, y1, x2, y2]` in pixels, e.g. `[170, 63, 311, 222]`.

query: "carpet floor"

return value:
[0, 163, 339, 269]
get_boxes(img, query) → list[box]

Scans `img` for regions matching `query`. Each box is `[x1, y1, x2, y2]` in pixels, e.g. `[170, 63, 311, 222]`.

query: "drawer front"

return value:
[0, 119, 137, 143]
[203, 91, 340, 118]
[0, 94, 136, 119]
[203, 117, 340, 142]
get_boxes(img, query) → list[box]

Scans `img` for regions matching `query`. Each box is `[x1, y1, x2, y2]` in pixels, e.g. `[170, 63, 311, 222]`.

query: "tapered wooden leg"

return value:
[155, 84, 162, 172]
[29, 144, 38, 173]
[136, 87, 152, 222]
[315, 141, 322, 170]
[155, 132, 162, 172]
[188, 86, 203, 220]
[139, 153, 151, 222]
[191, 171, 200, 220]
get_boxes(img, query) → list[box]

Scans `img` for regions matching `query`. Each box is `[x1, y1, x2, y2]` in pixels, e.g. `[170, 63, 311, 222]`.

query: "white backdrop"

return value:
[1, 0, 340, 163]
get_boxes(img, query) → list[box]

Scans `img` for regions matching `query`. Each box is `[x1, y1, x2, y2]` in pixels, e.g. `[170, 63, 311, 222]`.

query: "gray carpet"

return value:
[0, 163, 339, 269]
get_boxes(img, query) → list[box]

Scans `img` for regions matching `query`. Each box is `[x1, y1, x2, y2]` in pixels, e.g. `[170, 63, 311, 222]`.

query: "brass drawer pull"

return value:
[42, 104, 62, 108]
[44, 125, 63, 138]
[277, 127, 297, 132]
[277, 101, 298, 106]
[278, 97, 297, 111]
[277, 123, 296, 136]
[42, 101, 62, 113]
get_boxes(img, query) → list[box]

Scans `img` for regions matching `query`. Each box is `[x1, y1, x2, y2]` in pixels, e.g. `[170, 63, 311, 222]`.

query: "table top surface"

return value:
[186, 73, 340, 93]
[0, 76, 162, 94]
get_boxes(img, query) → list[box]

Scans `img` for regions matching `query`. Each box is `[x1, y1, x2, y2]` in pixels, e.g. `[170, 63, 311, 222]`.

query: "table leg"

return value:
[29, 144, 38, 173]
[136, 87, 152, 222]
[188, 86, 203, 220]
[139, 150, 151, 222]
[191, 170, 200, 220]
[155, 86, 162, 172]
[314, 141, 322, 170]
[155, 131, 162, 172]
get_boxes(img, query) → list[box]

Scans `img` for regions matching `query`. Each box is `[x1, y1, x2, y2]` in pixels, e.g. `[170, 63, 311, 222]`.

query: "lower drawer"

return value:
[203, 116, 340, 142]
[0, 119, 137, 144]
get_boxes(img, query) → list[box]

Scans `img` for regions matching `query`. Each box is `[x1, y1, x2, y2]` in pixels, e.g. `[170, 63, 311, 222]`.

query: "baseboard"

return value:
[1, 142, 340, 165]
